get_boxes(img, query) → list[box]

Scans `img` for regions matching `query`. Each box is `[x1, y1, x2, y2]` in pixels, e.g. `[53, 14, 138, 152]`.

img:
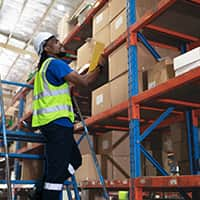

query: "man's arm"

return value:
[64, 67, 100, 87]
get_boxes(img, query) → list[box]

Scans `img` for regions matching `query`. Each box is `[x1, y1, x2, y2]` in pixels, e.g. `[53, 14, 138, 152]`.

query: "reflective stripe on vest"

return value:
[33, 88, 68, 100]
[32, 57, 74, 127]
[33, 104, 73, 115]
[44, 182, 63, 191]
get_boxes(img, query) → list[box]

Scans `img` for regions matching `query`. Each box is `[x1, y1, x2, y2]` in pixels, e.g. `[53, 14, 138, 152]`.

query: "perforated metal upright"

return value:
[127, 0, 141, 198]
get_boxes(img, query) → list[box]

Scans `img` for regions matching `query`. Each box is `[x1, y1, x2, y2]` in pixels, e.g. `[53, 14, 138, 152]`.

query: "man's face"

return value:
[44, 37, 64, 55]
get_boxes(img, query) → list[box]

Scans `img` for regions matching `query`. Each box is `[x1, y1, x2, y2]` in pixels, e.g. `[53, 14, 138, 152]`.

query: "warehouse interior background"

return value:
[0, 0, 96, 111]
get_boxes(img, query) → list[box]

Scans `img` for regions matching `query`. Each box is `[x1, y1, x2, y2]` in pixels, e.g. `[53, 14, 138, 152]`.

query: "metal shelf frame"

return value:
[73, 0, 200, 197]
[126, 0, 200, 199]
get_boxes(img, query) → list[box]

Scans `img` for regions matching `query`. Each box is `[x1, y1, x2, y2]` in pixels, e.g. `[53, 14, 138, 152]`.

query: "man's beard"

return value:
[56, 51, 66, 58]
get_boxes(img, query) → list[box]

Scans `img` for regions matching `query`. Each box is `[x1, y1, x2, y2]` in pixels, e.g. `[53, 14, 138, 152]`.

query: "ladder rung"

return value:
[0, 130, 46, 143]
[0, 153, 44, 160]
[0, 180, 38, 184]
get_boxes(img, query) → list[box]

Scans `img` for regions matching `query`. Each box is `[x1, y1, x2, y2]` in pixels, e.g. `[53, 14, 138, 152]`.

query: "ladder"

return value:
[0, 79, 109, 199]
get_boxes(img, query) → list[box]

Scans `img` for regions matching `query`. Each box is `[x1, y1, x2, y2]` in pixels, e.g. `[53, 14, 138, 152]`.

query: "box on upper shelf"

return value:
[57, 14, 76, 42]
[147, 57, 175, 89]
[173, 47, 200, 76]
[77, 38, 108, 92]
[110, 9, 127, 43]
[92, 82, 111, 116]
[93, 4, 109, 35]
[93, 24, 110, 47]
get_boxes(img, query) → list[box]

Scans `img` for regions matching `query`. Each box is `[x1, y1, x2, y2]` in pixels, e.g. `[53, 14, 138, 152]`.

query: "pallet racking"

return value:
[63, 0, 200, 199]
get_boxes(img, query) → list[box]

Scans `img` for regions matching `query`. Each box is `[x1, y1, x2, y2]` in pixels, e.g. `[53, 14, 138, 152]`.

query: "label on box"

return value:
[96, 94, 103, 105]
[102, 140, 109, 150]
[115, 16, 123, 30]
[148, 81, 156, 89]
[96, 13, 103, 24]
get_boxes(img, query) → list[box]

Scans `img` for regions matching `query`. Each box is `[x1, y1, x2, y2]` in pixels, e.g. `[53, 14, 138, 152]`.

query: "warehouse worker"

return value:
[31, 32, 101, 200]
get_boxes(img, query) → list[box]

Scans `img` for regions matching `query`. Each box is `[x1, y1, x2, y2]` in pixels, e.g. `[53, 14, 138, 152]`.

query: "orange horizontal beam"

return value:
[130, 0, 176, 33]
[115, 116, 129, 121]
[80, 180, 129, 189]
[158, 98, 200, 108]
[149, 40, 179, 51]
[104, 32, 127, 56]
[191, 0, 200, 3]
[134, 175, 200, 188]
[102, 125, 129, 131]
[146, 24, 199, 42]
[141, 106, 183, 115]
[188, 39, 200, 50]
[132, 67, 200, 104]
[74, 100, 129, 131]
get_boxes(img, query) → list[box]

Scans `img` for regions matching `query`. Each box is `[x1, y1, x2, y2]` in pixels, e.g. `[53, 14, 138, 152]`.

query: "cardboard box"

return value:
[170, 122, 187, 143]
[96, 133, 113, 154]
[57, 14, 76, 42]
[112, 155, 130, 180]
[77, 39, 95, 68]
[110, 72, 144, 107]
[69, 60, 77, 70]
[93, 5, 109, 35]
[110, 72, 128, 107]
[136, 0, 161, 20]
[110, 9, 127, 43]
[147, 57, 175, 89]
[144, 157, 157, 176]
[81, 190, 104, 200]
[75, 154, 102, 183]
[96, 131, 129, 156]
[92, 83, 111, 115]
[93, 24, 110, 47]
[178, 160, 190, 175]
[74, 134, 93, 155]
[111, 131, 129, 156]
[173, 141, 189, 162]
[21, 160, 43, 180]
[109, 0, 126, 22]
[109, 43, 128, 81]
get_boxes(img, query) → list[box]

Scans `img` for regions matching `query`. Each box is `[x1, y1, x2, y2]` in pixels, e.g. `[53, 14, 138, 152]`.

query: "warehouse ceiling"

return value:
[0, 0, 95, 97]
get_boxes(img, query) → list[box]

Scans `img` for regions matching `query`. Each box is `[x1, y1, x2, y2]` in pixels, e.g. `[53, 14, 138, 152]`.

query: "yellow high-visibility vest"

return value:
[32, 58, 74, 127]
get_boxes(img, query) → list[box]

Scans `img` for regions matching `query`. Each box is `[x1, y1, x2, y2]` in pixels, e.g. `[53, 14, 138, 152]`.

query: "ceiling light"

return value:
[56, 4, 65, 11]
[24, 54, 31, 59]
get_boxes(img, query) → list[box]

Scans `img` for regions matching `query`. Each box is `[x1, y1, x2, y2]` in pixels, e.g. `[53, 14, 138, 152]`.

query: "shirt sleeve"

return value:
[46, 58, 73, 86]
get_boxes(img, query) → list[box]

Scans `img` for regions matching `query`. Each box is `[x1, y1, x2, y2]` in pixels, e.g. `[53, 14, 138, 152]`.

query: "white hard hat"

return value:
[33, 32, 54, 55]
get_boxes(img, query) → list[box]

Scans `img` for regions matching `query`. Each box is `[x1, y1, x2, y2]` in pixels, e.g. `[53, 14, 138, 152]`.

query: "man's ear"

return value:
[44, 45, 50, 52]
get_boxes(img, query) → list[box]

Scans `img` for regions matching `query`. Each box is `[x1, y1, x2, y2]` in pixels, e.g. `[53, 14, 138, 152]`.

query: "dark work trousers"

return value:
[40, 123, 82, 200]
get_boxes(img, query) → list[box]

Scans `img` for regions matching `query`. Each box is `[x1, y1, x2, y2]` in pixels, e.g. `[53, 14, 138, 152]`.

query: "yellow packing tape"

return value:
[88, 41, 105, 73]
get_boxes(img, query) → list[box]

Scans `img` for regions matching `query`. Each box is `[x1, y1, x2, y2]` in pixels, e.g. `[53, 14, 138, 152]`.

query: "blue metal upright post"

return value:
[127, 1, 141, 199]
[14, 97, 25, 180]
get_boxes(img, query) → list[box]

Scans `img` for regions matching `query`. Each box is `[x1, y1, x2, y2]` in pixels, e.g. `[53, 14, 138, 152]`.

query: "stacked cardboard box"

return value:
[147, 57, 175, 89]
[93, 5, 110, 46]
[75, 0, 185, 183]
[75, 154, 104, 183]
[96, 131, 130, 180]
[21, 159, 43, 180]
[161, 123, 190, 175]
[57, 14, 76, 42]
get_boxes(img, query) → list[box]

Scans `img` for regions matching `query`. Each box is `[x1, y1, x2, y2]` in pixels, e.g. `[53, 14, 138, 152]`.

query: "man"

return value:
[31, 32, 101, 199]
